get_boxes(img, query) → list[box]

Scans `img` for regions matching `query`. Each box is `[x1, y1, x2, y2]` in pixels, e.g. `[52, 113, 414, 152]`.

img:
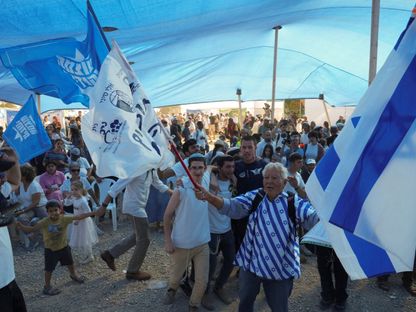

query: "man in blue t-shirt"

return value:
[233, 136, 266, 251]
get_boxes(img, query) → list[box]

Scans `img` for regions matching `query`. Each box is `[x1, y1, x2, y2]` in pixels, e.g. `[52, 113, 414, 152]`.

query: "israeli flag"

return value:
[82, 42, 175, 179]
[3, 95, 52, 164]
[306, 7, 416, 279]
[0, 2, 108, 106]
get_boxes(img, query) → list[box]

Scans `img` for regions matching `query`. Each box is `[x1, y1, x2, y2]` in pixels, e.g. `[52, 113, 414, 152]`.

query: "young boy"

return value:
[163, 153, 211, 311]
[17, 199, 105, 295]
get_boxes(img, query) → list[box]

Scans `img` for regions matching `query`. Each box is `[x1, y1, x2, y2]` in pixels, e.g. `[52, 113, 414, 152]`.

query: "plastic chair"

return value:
[91, 178, 117, 231]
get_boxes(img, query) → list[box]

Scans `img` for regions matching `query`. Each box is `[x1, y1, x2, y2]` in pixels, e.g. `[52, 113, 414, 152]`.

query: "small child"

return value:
[16, 199, 104, 296]
[68, 181, 98, 264]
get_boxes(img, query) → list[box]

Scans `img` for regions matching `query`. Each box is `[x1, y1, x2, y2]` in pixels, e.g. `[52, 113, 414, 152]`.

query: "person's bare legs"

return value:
[44, 271, 52, 288]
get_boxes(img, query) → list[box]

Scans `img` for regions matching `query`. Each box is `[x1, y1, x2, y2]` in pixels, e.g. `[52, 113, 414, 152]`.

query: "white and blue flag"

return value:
[81, 42, 175, 179]
[0, 2, 108, 106]
[3, 95, 52, 164]
[306, 5, 416, 279]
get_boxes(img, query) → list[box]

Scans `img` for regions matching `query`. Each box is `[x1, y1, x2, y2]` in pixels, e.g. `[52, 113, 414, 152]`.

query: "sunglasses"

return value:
[71, 169, 80, 172]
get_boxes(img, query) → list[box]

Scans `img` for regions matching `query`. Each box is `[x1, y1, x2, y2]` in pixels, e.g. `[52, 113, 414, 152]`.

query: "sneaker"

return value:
[100, 250, 116, 271]
[214, 287, 233, 305]
[43, 286, 61, 296]
[377, 280, 390, 291]
[201, 293, 215, 311]
[126, 271, 151, 281]
[319, 298, 333, 310]
[403, 283, 416, 297]
[163, 288, 176, 305]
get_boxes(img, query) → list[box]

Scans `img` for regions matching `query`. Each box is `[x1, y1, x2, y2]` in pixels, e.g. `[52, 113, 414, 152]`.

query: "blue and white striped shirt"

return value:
[221, 189, 319, 280]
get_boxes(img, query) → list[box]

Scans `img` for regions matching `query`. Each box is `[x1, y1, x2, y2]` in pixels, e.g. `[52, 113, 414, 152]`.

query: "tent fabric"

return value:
[0, 0, 413, 112]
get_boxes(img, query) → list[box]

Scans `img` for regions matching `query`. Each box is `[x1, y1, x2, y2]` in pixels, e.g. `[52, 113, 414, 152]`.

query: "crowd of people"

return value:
[0, 110, 415, 312]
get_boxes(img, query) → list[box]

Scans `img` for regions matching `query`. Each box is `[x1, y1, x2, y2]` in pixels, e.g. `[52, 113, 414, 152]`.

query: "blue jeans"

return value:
[208, 230, 235, 290]
[238, 269, 293, 312]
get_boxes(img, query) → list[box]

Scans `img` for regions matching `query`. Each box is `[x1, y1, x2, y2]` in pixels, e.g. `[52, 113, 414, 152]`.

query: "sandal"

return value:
[43, 286, 61, 296]
[70, 275, 85, 284]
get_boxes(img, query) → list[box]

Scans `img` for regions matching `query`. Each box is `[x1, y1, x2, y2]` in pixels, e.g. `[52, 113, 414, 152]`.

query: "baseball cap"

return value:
[189, 153, 205, 160]
[71, 147, 81, 156]
[214, 140, 225, 147]
[227, 147, 240, 157]
[306, 159, 316, 165]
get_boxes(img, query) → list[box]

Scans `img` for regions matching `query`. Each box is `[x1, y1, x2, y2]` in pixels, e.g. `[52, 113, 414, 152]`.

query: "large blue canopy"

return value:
[0, 0, 413, 112]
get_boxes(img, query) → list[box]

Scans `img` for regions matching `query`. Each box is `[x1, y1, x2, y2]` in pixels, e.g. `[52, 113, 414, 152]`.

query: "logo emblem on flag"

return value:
[3, 95, 52, 164]
[57, 49, 99, 89]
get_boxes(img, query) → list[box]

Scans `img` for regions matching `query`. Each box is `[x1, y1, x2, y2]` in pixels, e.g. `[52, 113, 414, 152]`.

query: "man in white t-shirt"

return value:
[0, 148, 27, 311]
[192, 121, 209, 153]
[283, 152, 307, 199]
[99, 170, 172, 281]
[163, 154, 211, 311]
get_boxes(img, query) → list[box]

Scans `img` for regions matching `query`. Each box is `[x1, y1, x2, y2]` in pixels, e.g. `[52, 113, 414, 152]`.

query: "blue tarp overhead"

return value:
[0, 0, 413, 112]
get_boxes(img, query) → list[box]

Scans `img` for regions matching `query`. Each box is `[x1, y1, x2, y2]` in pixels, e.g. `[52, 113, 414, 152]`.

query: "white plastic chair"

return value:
[91, 178, 117, 231]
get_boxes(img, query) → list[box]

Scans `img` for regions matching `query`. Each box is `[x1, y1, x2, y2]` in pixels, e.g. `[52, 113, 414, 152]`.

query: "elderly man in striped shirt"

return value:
[195, 162, 319, 312]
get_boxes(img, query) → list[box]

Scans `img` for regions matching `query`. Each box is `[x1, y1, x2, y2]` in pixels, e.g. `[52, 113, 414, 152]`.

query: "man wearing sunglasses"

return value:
[68, 148, 92, 179]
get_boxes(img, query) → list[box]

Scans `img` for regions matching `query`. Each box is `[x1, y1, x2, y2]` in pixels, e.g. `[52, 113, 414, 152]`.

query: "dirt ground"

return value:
[12, 218, 416, 312]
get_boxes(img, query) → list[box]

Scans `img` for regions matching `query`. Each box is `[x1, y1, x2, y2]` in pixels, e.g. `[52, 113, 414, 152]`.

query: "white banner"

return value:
[82, 42, 174, 178]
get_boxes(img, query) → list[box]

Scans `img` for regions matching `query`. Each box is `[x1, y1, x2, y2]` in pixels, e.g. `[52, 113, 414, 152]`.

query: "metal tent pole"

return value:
[271, 25, 282, 121]
[369, 0, 380, 85]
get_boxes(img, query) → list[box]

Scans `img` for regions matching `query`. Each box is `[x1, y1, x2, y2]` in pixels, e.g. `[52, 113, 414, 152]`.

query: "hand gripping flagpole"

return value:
[157, 119, 200, 190]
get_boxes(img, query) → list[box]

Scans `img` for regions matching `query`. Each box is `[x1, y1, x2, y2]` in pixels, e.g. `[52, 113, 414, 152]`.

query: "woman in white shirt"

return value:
[303, 131, 325, 163]
[14, 164, 48, 222]
[14, 164, 47, 249]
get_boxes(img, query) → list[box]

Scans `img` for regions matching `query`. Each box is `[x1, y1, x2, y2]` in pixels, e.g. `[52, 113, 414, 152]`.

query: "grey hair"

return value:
[263, 162, 288, 180]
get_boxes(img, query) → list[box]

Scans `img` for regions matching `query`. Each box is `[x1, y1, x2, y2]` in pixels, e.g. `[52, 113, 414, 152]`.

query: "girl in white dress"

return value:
[68, 181, 98, 264]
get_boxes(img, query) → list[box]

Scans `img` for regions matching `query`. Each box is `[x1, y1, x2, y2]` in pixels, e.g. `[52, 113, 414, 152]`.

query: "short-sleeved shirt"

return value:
[172, 158, 189, 178]
[283, 172, 306, 194]
[234, 159, 267, 195]
[18, 181, 48, 208]
[39, 171, 66, 201]
[0, 227, 14, 287]
[37, 216, 74, 251]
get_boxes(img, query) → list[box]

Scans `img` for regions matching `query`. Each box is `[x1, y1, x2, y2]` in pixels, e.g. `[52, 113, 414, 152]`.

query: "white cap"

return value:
[306, 158, 316, 165]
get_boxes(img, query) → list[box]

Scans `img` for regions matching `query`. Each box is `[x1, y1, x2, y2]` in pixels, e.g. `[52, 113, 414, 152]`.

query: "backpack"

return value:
[249, 189, 297, 232]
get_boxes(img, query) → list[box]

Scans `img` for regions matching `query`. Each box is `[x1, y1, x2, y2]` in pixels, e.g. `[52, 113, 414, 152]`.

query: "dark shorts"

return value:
[44, 246, 73, 272]
[0, 280, 27, 312]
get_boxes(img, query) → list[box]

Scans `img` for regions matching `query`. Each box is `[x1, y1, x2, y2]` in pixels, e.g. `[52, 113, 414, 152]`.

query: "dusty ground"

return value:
[12, 218, 416, 312]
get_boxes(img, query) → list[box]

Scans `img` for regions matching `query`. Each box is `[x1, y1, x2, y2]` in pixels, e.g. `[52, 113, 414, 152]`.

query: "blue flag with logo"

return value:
[0, 3, 108, 106]
[306, 5, 416, 279]
[3, 95, 52, 164]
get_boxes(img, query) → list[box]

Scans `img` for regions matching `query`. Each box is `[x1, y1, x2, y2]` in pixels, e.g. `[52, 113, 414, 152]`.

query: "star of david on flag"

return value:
[0, 2, 108, 106]
[306, 4, 416, 280]
[3, 95, 52, 164]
